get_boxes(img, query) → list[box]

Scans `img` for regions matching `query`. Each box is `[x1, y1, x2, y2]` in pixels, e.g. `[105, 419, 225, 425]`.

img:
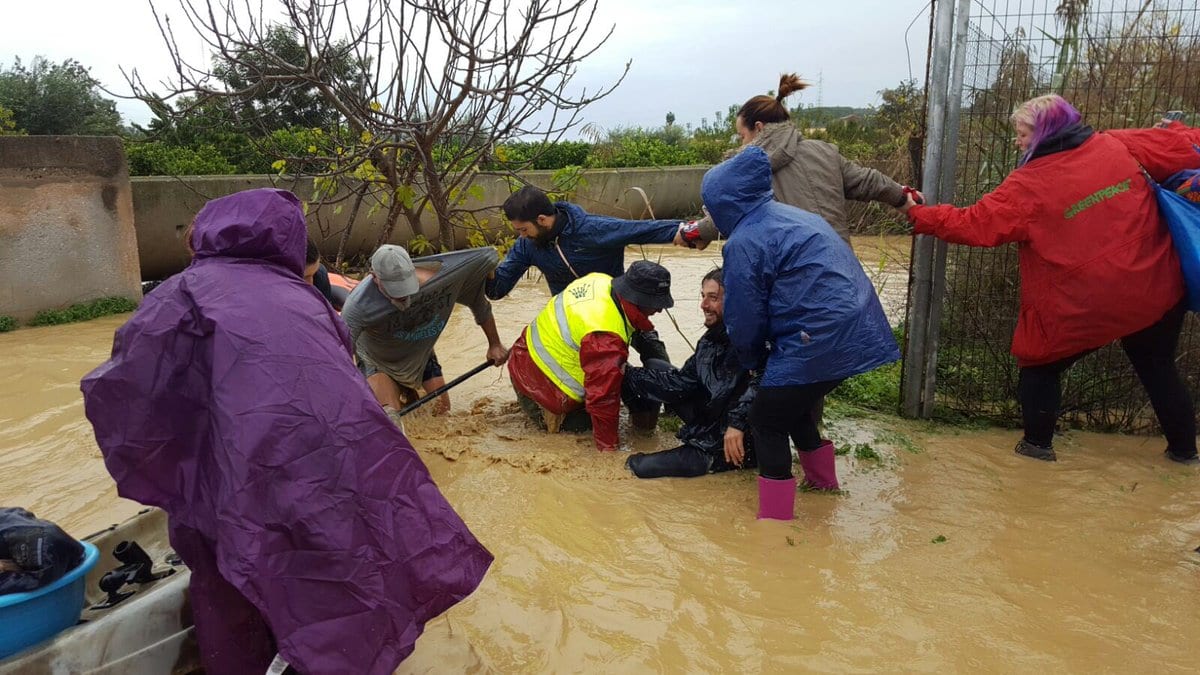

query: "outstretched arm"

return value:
[485, 240, 532, 300]
[903, 176, 1033, 247]
[586, 215, 682, 248]
[840, 153, 907, 206]
[623, 355, 699, 404]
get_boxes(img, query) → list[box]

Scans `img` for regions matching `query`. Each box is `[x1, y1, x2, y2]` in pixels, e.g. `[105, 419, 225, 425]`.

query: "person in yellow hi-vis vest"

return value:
[507, 261, 675, 451]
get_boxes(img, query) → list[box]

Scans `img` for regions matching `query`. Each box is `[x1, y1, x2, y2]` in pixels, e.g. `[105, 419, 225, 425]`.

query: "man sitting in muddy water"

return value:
[507, 260, 675, 451]
[486, 184, 683, 364]
[623, 267, 758, 478]
[341, 244, 509, 422]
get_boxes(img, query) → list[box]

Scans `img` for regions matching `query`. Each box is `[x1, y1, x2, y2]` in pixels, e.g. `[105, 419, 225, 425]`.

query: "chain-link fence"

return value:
[920, 0, 1200, 432]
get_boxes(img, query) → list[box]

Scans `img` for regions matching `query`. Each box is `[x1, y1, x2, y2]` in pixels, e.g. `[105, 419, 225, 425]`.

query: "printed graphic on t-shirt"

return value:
[381, 289, 454, 341]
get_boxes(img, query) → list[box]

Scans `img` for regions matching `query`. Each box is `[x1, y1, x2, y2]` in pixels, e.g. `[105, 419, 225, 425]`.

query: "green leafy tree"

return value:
[210, 25, 371, 132]
[0, 56, 122, 135]
[0, 104, 20, 135]
[875, 80, 925, 141]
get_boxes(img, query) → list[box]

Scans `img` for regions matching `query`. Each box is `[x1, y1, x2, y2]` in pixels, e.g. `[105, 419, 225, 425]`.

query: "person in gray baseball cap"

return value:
[341, 244, 509, 422]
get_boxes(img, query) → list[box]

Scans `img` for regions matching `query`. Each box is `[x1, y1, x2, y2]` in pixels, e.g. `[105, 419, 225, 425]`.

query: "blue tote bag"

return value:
[1152, 169, 1200, 312]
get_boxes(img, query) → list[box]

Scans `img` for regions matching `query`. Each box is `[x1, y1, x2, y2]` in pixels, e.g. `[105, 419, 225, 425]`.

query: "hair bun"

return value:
[776, 73, 811, 103]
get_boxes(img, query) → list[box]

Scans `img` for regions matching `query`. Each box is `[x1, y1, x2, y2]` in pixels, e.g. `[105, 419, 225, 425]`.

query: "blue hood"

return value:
[715, 146, 900, 386]
[701, 146, 775, 238]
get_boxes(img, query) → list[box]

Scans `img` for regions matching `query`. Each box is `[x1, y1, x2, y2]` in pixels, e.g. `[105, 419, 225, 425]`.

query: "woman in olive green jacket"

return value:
[681, 73, 911, 249]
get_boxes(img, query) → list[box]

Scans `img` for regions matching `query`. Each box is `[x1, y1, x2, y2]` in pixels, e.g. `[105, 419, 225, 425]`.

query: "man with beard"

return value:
[487, 185, 683, 363]
[623, 268, 759, 478]
[342, 244, 509, 421]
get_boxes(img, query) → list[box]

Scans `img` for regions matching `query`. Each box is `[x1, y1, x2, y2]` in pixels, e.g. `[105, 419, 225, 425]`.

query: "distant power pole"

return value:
[816, 71, 824, 109]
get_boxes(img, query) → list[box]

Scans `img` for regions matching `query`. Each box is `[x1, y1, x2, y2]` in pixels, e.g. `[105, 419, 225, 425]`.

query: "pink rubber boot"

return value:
[757, 476, 797, 520]
[798, 440, 840, 491]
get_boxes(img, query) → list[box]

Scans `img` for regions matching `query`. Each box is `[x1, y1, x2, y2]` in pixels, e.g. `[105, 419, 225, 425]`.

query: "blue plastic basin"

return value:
[0, 541, 99, 659]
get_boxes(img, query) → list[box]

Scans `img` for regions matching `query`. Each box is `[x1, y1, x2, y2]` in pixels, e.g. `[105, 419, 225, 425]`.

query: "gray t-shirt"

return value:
[342, 247, 498, 387]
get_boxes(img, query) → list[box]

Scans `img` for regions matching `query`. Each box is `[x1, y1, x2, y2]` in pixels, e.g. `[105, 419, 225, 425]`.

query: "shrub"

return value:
[586, 133, 700, 168]
[0, 315, 16, 332]
[829, 325, 905, 412]
[125, 141, 237, 176]
[28, 297, 138, 326]
[830, 360, 902, 412]
[492, 141, 592, 170]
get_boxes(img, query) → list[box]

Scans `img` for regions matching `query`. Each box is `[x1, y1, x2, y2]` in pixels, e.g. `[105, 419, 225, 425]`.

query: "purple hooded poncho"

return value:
[80, 188, 492, 674]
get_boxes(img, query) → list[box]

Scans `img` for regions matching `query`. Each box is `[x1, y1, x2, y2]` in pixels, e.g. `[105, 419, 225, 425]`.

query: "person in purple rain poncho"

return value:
[80, 188, 493, 675]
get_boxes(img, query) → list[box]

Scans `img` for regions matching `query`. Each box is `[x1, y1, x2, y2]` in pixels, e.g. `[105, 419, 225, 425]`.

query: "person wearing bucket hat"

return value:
[611, 259, 674, 310]
[506, 260, 675, 452]
[341, 243, 509, 420]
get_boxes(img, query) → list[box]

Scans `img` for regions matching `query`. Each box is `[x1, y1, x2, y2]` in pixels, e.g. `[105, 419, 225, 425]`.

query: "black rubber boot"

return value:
[630, 409, 660, 433]
[1165, 448, 1200, 465]
[1014, 438, 1056, 462]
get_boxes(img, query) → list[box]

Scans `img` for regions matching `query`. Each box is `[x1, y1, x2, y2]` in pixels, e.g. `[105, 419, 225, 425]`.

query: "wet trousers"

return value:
[169, 524, 276, 674]
[514, 362, 667, 432]
[627, 444, 714, 478]
[750, 380, 844, 480]
[1018, 301, 1196, 456]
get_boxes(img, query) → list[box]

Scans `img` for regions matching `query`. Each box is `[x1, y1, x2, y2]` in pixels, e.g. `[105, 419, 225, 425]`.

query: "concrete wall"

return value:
[0, 137, 142, 321]
[131, 166, 711, 279]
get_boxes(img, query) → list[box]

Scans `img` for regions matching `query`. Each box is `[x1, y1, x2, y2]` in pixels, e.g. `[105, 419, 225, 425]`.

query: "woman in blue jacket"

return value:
[702, 147, 900, 520]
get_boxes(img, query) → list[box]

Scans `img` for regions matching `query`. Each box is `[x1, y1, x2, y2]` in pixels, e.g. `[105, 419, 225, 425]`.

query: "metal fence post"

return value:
[919, 0, 973, 417]
[902, 0, 957, 417]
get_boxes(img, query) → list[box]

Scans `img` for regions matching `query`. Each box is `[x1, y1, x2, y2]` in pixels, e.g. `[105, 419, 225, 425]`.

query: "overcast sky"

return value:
[0, 0, 932, 133]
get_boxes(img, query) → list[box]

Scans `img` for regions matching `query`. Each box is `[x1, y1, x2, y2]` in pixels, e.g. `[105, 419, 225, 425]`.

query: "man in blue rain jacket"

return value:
[486, 185, 682, 362]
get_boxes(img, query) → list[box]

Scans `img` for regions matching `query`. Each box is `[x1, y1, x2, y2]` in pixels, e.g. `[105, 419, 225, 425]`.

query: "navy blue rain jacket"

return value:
[702, 146, 899, 386]
[485, 201, 680, 298]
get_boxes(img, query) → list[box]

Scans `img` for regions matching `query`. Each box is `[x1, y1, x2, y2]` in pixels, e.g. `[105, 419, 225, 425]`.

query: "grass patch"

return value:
[657, 414, 682, 433]
[874, 430, 923, 454]
[27, 297, 138, 327]
[931, 534, 948, 544]
[0, 315, 16, 332]
[850, 443, 883, 462]
[829, 325, 905, 413]
[829, 360, 901, 412]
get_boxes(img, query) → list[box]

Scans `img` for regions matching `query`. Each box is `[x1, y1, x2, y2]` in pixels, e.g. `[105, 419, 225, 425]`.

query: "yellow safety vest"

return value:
[527, 273, 633, 402]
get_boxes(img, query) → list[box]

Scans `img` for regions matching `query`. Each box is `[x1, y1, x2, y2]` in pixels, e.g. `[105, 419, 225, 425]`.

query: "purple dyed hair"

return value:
[1011, 94, 1083, 166]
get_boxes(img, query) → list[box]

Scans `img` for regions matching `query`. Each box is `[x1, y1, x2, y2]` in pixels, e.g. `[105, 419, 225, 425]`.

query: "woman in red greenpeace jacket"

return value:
[899, 94, 1200, 465]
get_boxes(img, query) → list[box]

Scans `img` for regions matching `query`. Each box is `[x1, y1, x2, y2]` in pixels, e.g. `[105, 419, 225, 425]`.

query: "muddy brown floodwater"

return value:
[3, 239, 1199, 672]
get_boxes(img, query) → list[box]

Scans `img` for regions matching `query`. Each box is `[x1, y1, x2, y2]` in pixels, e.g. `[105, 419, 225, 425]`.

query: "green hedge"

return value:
[126, 142, 237, 176]
[27, 297, 139, 327]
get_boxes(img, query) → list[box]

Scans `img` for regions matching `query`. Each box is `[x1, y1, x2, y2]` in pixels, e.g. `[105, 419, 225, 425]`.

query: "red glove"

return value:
[679, 221, 702, 248]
